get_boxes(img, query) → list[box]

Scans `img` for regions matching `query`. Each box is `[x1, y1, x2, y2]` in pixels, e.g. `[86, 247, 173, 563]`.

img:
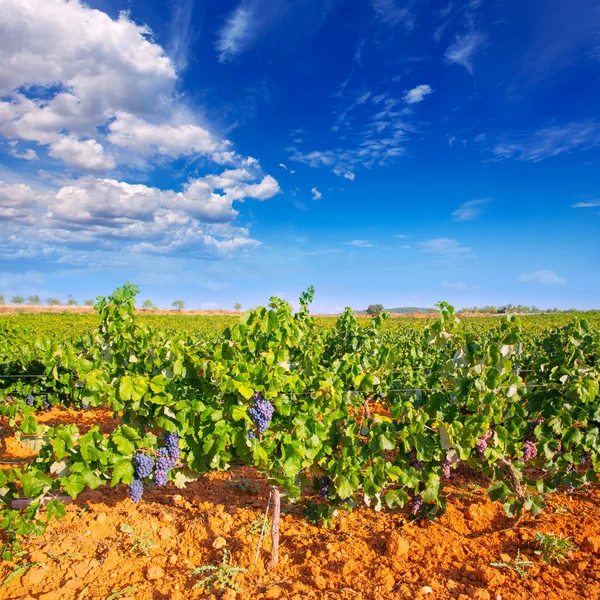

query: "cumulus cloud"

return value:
[0, 169, 280, 259]
[445, 31, 486, 73]
[452, 198, 492, 221]
[49, 136, 116, 172]
[519, 270, 567, 285]
[403, 84, 433, 105]
[311, 187, 322, 200]
[8, 145, 38, 161]
[420, 238, 473, 258]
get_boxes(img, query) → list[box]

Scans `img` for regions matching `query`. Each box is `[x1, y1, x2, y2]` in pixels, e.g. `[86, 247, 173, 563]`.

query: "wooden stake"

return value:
[268, 486, 281, 571]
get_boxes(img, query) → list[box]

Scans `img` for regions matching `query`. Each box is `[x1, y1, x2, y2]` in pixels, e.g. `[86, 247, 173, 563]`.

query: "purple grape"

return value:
[410, 494, 423, 516]
[248, 394, 275, 435]
[319, 477, 330, 498]
[26, 394, 35, 407]
[43, 395, 51, 412]
[566, 463, 575, 474]
[128, 479, 144, 504]
[476, 430, 493, 459]
[523, 440, 537, 462]
[156, 447, 174, 472]
[441, 459, 452, 479]
[566, 485, 575, 494]
[164, 431, 180, 461]
[247, 430, 257, 440]
[134, 453, 155, 479]
[410, 451, 423, 471]
[154, 469, 169, 487]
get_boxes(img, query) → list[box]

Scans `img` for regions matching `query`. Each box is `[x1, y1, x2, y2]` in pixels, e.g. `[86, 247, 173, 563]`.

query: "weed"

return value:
[106, 586, 137, 599]
[490, 550, 533, 579]
[120, 523, 157, 557]
[1, 562, 45, 587]
[534, 532, 577, 564]
[248, 516, 270, 536]
[225, 476, 260, 494]
[190, 549, 246, 592]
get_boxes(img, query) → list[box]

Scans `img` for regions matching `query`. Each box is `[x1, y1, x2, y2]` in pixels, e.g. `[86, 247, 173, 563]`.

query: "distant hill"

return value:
[355, 307, 438, 315]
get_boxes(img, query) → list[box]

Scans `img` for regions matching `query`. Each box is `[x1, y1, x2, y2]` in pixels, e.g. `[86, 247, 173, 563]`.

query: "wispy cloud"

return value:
[279, 163, 288, 170]
[403, 84, 433, 105]
[448, 136, 456, 147]
[167, 0, 196, 70]
[445, 31, 486, 73]
[311, 187, 322, 200]
[216, 3, 257, 63]
[572, 200, 600, 208]
[302, 248, 344, 256]
[441, 281, 468, 291]
[452, 198, 492, 221]
[344, 240, 375, 248]
[420, 238, 473, 258]
[371, 0, 414, 29]
[519, 270, 567, 285]
[394, 234, 408, 239]
[491, 121, 600, 162]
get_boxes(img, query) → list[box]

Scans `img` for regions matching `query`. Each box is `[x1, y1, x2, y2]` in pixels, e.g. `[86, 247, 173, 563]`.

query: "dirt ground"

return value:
[1, 408, 599, 600]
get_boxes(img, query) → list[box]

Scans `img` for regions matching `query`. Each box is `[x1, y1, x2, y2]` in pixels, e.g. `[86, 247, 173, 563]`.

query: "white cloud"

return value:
[343, 171, 356, 181]
[420, 238, 473, 258]
[107, 112, 226, 159]
[519, 270, 567, 285]
[278, 163, 288, 170]
[474, 133, 487, 142]
[448, 136, 456, 147]
[8, 146, 38, 161]
[344, 240, 375, 248]
[215, 4, 257, 63]
[445, 31, 486, 73]
[394, 234, 408, 238]
[0, 169, 280, 259]
[452, 198, 492, 221]
[441, 281, 468, 291]
[302, 248, 345, 256]
[311, 187, 322, 200]
[371, 0, 414, 29]
[491, 121, 600, 162]
[403, 84, 433, 105]
[49, 136, 116, 172]
[572, 200, 600, 208]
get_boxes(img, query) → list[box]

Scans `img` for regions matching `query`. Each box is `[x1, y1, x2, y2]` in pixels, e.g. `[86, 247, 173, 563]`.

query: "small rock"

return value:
[314, 575, 327, 590]
[64, 577, 83, 590]
[385, 531, 410, 561]
[421, 586, 433, 594]
[96, 512, 107, 525]
[160, 510, 174, 523]
[146, 566, 165, 581]
[499, 553, 512, 564]
[24, 566, 47, 586]
[170, 593, 183, 600]
[158, 526, 173, 540]
[222, 589, 237, 600]
[582, 536, 600, 553]
[212, 536, 227, 549]
[169, 553, 178, 565]
[265, 586, 282, 598]
[469, 589, 491, 600]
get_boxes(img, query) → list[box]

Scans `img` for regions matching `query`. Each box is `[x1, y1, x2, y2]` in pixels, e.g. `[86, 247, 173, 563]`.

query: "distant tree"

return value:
[234, 302, 242, 311]
[142, 299, 155, 310]
[47, 298, 61, 306]
[366, 304, 384, 317]
[28, 295, 41, 304]
[172, 300, 185, 311]
[11, 296, 25, 304]
[0, 294, 4, 305]
[67, 294, 78, 306]
[84, 299, 94, 306]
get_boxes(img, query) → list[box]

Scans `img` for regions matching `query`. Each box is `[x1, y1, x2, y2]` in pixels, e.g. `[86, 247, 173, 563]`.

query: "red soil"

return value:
[1, 408, 599, 600]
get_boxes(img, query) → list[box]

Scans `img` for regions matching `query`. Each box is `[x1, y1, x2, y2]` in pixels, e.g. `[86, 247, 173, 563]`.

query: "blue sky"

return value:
[0, 0, 598, 311]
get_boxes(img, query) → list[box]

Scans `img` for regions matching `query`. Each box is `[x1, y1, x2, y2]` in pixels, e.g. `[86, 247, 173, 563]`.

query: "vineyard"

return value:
[1, 284, 600, 600]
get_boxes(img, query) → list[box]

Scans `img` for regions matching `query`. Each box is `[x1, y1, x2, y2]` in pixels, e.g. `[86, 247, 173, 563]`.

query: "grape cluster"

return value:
[566, 485, 575, 495]
[476, 430, 493, 459]
[410, 494, 423, 516]
[441, 458, 452, 479]
[566, 463, 575, 474]
[26, 394, 35, 407]
[42, 395, 51, 411]
[248, 393, 275, 435]
[246, 430, 257, 440]
[128, 479, 144, 504]
[164, 431, 180, 461]
[134, 453, 155, 479]
[523, 440, 537, 461]
[319, 477, 330, 499]
[154, 447, 175, 487]
[410, 451, 423, 471]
